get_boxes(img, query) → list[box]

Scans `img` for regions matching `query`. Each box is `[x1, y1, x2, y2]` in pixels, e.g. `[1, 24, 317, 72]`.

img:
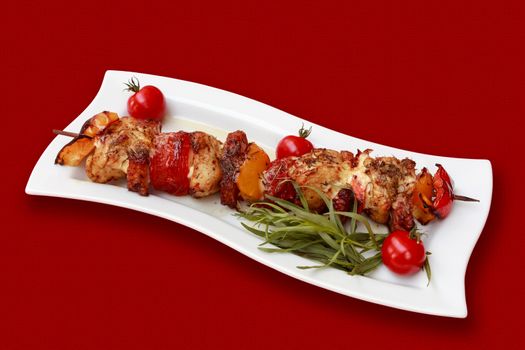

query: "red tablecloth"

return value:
[2, 1, 522, 348]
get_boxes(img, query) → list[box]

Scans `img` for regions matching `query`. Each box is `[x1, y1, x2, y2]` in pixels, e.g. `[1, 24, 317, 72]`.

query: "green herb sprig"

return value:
[237, 184, 388, 276]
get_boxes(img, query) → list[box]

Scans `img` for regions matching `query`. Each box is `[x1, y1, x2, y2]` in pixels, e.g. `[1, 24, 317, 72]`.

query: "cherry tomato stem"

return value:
[125, 77, 166, 121]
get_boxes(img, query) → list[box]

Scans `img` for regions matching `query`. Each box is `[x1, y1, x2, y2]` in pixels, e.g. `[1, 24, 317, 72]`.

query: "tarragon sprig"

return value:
[236, 184, 388, 276]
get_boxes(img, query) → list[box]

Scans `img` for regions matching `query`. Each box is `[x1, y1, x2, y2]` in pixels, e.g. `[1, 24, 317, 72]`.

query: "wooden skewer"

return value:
[53, 129, 79, 138]
[52, 128, 480, 203]
[453, 194, 480, 202]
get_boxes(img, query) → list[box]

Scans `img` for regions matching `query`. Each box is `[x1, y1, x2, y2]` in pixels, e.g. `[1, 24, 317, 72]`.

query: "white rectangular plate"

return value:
[26, 70, 492, 317]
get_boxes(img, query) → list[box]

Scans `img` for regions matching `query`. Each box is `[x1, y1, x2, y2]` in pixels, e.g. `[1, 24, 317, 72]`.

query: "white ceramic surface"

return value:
[26, 70, 492, 317]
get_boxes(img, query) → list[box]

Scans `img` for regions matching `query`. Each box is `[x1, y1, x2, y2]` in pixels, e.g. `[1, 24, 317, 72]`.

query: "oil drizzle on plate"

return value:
[163, 116, 276, 159]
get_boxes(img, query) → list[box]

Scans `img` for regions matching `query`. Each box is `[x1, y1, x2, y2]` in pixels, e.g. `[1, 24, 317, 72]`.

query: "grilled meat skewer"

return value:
[56, 112, 477, 233]
[261, 148, 417, 231]
[55, 113, 222, 198]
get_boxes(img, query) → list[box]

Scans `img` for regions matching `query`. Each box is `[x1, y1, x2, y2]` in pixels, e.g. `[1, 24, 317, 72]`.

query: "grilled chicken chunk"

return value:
[189, 131, 223, 197]
[263, 149, 354, 212]
[288, 149, 349, 212]
[389, 158, 417, 231]
[346, 150, 416, 228]
[55, 112, 420, 230]
[262, 148, 417, 231]
[86, 117, 160, 195]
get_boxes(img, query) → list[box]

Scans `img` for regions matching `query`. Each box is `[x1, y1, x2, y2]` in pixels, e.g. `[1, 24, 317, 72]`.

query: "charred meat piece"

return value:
[344, 150, 417, 230]
[388, 158, 416, 231]
[344, 150, 416, 229]
[85, 119, 128, 184]
[125, 119, 161, 195]
[127, 147, 152, 196]
[220, 130, 249, 208]
[288, 148, 349, 212]
[86, 117, 160, 195]
[55, 111, 119, 166]
[262, 157, 298, 204]
[262, 148, 417, 231]
[333, 189, 354, 213]
[331, 188, 355, 224]
[346, 150, 396, 224]
[263, 149, 350, 212]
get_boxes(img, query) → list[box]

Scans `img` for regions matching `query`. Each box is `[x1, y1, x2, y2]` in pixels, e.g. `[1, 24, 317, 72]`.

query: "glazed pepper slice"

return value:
[150, 131, 191, 196]
[412, 167, 436, 224]
[432, 164, 454, 219]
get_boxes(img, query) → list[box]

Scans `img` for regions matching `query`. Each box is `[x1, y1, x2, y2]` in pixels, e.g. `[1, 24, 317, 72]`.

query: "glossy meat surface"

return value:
[150, 132, 191, 195]
[150, 131, 223, 197]
[86, 117, 160, 195]
[189, 131, 223, 197]
[219, 130, 248, 208]
[262, 148, 417, 231]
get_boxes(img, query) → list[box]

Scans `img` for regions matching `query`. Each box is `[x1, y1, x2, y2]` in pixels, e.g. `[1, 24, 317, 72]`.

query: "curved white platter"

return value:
[26, 70, 492, 317]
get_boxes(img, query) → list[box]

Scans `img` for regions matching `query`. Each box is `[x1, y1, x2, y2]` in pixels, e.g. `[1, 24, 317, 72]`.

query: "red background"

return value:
[2, 1, 524, 348]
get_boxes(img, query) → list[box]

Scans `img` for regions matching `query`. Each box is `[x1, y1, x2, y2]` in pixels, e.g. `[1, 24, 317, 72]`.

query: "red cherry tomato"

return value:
[381, 230, 426, 275]
[276, 125, 314, 159]
[124, 77, 166, 121]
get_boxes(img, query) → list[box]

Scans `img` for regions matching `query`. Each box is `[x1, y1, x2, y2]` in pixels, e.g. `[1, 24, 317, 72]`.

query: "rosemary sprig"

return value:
[236, 185, 387, 276]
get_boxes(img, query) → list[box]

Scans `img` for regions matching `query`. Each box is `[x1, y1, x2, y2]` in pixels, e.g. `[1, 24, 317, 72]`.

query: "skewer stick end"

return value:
[53, 129, 79, 138]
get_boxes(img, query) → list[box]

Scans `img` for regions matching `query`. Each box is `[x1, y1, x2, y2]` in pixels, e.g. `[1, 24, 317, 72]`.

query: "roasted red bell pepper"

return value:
[150, 131, 191, 195]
